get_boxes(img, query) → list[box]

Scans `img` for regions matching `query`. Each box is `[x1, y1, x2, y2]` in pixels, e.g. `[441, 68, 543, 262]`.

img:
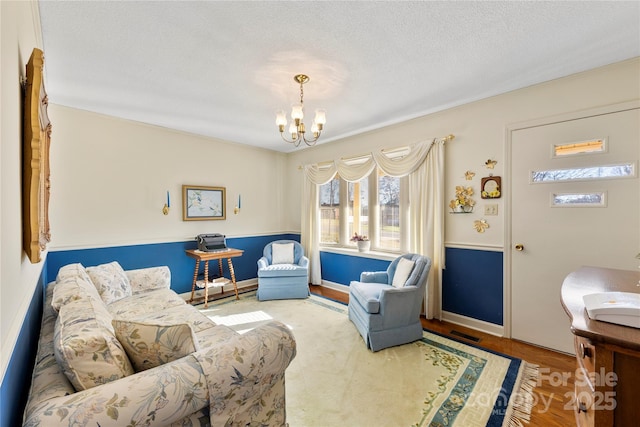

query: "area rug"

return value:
[196, 292, 537, 427]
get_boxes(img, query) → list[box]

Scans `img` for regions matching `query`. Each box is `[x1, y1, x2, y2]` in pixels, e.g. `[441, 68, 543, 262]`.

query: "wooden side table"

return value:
[185, 248, 244, 308]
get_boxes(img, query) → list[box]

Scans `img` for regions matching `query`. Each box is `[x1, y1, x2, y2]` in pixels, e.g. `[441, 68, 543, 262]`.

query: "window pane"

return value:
[552, 192, 606, 207]
[553, 138, 605, 157]
[532, 163, 635, 183]
[379, 172, 400, 250]
[348, 179, 368, 244]
[319, 177, 340, 244]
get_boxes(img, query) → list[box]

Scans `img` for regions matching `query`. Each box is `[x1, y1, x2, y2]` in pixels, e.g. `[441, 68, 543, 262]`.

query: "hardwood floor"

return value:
[310, 285, 577, 427]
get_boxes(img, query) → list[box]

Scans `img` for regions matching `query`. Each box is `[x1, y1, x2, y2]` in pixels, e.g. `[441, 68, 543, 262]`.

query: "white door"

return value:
[510, 106, 639, 354]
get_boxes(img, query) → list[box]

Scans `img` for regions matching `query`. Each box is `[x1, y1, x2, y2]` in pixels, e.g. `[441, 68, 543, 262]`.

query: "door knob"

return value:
[515, 244, 524, 251]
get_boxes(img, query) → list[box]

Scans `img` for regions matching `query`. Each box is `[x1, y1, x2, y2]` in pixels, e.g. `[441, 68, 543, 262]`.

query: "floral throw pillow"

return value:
[87, 261, 132, 304]
[112, 319, 200, 372]
[54, 299, 134, 391]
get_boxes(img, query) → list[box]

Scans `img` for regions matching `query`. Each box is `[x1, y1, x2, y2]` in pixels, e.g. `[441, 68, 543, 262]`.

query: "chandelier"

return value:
[276, 74, 326, 147]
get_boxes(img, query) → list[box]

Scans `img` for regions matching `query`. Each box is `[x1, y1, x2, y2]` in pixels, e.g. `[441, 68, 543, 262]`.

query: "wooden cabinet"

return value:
[561, 266, 640, 427]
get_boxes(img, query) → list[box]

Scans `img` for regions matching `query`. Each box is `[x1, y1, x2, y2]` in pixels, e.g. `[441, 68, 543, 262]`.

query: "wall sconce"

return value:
[234, 194, 241, 215]
[162, 191, 170, 215]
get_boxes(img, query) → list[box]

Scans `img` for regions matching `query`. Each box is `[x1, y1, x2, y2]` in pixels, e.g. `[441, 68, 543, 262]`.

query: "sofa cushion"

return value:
[271, 242, 294, 264]
[126, 266, 171, 294]
[57, 289, 114, 332]
[113, 319, 200, 372]
[392, 257, 415, 288]
[56, 262, 92, 283]
[107, 288, 187, 318]
[87, 261, 133, 304]
[51, 275, 103, 313]
[54, 298, 134, 391]
[349, 281, 391, 314]
[128, 304, 216, 333]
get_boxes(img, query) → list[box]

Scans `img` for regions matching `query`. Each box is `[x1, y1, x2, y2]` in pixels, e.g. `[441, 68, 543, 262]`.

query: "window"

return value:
[531, 163, 635, 183]
[378, 172, 400, 250]
[551, 192, 607, 207]
[553, 138, 606, 157]
[319, 176, 340, 244]
[348, 178, 368, 246]
[320, 168, 404, 252]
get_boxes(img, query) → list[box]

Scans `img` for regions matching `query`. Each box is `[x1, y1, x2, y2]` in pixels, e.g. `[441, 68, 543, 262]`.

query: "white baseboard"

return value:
[441, 311, 504, 337]
[318, 280, 350, 295]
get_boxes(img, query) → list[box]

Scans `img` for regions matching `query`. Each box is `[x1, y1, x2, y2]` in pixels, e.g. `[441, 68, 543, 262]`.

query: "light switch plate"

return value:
[484, 204, 498, 215]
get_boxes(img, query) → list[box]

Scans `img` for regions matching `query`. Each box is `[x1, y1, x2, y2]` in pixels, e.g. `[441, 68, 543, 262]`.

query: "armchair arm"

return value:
[257, 256, 269, 270]
[23, 355, 208, 427]
[126, 266, 171, 294]
[193, 321, 297, 426]
[360, 271, 388, 283]
[378, 286, 423, 327]
[297, 255, 309, 268]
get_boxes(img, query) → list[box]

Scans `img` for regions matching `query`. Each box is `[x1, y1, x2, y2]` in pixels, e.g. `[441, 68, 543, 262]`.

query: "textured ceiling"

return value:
[38, 1, 640, 152]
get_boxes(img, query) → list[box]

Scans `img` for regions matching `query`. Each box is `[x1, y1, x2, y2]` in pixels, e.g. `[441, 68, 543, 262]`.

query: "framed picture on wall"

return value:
[182, 185, 226, 220]
[481, 176, 501, 199]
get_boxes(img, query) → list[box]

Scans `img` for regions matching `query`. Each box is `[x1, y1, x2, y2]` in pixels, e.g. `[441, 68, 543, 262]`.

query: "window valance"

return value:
[303, 139, 436, 184]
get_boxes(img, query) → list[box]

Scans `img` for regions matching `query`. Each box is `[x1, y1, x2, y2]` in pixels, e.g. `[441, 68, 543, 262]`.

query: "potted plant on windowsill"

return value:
[351, 233, 370, 252]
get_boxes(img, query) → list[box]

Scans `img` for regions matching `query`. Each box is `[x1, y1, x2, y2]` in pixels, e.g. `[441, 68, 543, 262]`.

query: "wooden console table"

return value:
[561, 266, 640, 427]
[186, 248, 244, 308]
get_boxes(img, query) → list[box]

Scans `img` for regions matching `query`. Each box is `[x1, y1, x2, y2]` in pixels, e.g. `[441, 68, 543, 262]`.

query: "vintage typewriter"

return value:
[196, 233, 227, 252]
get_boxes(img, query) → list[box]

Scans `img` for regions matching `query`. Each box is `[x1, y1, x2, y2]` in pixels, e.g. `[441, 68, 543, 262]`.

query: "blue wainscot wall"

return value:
[320, 251, 392, 285]
[47, 233, 300, 294]
[442, 247, 503, 326]
[320, 247, 504, 327]
[1, 272, 47, 427]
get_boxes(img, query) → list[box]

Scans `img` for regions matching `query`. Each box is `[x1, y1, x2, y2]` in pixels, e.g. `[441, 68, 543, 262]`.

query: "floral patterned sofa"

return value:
[22, 262, 296, 426]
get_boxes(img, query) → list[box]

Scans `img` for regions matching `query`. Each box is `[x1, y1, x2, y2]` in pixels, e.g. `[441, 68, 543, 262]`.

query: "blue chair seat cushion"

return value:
[258, 264, 308, 278]
[349, 281, 392, 314]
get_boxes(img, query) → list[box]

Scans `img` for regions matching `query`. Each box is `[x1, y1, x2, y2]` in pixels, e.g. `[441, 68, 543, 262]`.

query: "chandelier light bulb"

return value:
[314, 109, 326, 129]
[276, 111, 287, 126]
[291, 104, 304, 122]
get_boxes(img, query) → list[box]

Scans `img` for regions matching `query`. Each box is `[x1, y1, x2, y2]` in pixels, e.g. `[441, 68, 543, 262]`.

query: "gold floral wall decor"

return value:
[484, 159, 497, 169]
[464, 170, 475, 180]
[474, 219, 490, 233]
[449, 185, 475, 212]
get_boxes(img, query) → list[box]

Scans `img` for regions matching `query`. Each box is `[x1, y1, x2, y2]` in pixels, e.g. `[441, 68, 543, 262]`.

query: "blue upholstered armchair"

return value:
[348, 253, 432, 351]
[257, 240, 310, 301]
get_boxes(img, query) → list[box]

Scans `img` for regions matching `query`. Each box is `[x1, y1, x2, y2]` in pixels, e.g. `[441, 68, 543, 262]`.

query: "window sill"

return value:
[319, 246, 398, 261]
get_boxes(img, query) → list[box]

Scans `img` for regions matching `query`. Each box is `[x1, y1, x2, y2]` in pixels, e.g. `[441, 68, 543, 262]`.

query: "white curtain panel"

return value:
[409, 140, 445, 319]
[302, 164, 338, 284]
[301, 138, 446, 302]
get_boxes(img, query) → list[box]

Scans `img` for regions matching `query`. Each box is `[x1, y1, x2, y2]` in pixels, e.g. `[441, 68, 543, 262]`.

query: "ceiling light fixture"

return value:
[276, 74, 326, 147]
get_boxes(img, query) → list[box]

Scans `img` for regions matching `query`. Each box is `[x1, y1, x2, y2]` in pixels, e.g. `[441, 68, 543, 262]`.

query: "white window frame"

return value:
[319, 167, 407, 254]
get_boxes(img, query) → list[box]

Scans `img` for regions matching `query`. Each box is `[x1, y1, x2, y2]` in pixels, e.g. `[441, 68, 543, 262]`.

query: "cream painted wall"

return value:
[47, 105, 289, 249]
[284, 58, 640, 249]
[0, 0, 46, 383]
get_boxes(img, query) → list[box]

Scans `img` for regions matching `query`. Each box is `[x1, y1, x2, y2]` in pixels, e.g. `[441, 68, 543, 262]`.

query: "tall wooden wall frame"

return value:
[23, 48, 52, 263]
